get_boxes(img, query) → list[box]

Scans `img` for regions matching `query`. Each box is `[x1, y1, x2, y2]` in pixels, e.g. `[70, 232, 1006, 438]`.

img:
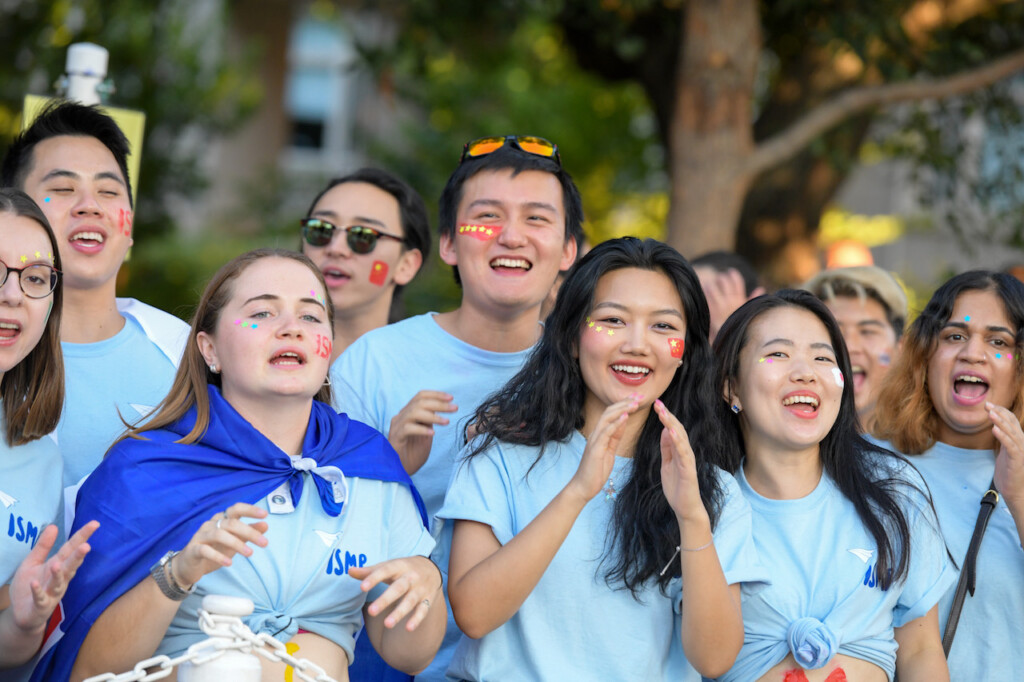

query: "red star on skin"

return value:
[369, 260, 388, 286]
[668, 338, 684, 358]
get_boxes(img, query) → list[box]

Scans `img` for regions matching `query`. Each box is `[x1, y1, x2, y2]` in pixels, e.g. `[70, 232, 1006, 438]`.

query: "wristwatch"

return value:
[150, 550, 196, 601]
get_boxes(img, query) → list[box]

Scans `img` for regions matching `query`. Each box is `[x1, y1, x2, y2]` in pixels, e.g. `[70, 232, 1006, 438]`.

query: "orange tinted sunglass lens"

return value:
[516, 137, 555, 156]
[467, 137, 506, 156]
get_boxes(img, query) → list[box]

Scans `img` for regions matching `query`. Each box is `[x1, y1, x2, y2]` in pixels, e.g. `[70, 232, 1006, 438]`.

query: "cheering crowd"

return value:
[0, 102, 1022, 682]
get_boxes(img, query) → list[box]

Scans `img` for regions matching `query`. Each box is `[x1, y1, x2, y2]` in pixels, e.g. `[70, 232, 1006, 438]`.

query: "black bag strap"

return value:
[941, 479, 999, 657]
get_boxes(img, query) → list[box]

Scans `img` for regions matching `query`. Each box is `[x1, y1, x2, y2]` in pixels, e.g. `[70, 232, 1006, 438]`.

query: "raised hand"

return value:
[654, 400, 708, 524]
[388, 390, 458, 474]
[988, 402, 1024, 520]
[567, 395, 640, 502]
[172, 502, 269, 587]
[8, 520, 99, 635]
[350, 555, 443, 631]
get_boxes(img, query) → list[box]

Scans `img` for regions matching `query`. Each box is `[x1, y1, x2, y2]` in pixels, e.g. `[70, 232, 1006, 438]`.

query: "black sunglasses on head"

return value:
[301, 218, 405, 254]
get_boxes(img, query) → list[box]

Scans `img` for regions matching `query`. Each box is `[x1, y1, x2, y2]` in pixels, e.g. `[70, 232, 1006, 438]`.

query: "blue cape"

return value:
[32, 386, 426, 682]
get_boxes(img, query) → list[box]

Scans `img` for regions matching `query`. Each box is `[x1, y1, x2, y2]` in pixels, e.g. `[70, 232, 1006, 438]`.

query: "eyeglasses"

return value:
[0, 260, 60, 299]
[300, 218, 406, 254]
[460, 135, 561, 166]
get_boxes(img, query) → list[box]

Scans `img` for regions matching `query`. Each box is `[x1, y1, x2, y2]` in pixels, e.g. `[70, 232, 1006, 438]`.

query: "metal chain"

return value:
[84, 609, 338, 682]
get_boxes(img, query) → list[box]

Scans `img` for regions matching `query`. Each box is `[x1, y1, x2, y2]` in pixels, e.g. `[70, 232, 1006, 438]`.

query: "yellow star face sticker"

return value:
[19, 255, 27, 263]
[34, 251, 41, 258]
[595, 326, 603, 332]
[607, 329, 614, 336]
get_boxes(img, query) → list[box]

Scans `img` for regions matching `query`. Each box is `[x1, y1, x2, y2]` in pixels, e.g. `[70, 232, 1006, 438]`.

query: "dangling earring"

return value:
[324, 374, 332, 386]
[730, 404, 741, 414]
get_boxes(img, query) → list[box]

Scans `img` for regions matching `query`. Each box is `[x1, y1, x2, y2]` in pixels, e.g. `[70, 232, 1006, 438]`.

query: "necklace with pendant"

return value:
[602, 476, 618, 501]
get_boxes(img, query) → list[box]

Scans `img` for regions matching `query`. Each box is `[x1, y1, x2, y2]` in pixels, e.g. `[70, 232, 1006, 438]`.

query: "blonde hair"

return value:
[119, 249, 335, 446]
[871, 272, 1024, 453]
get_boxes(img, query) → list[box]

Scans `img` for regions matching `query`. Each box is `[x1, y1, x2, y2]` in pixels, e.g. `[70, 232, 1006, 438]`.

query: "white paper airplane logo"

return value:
[130, 404, 156, 417]
[314, 530, 342, 547]
[0, 489, 17, 508]
[848, 548, 874, 563]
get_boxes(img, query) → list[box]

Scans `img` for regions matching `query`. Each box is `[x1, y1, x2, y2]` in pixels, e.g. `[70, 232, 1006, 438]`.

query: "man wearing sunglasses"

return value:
[300, 168, 430, 360]
[1, 103, 187, 505]
[331, 135, 582, 681]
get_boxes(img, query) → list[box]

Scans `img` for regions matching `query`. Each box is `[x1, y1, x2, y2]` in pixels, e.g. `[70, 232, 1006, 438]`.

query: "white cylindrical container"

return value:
[178, 596, 262, 682]
[64, 42, 108, 105]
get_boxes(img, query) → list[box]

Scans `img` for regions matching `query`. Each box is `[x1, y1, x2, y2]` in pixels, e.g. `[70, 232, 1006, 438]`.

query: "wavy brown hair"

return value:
[871, 270, 1024, 454]
[0, 189, 64, 446]
[120, 249, 335, 445]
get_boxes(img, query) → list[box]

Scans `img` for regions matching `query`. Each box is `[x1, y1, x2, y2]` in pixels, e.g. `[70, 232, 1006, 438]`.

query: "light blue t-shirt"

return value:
[909, 442, 1024, 681]
[0, 402, 63, 585]
[724, 458, 955, 682]
[330, 312, 533, 680]
[57, 312, 181, 487]
[437, 431, 768, 682]
[0, 405, 63, 682]
[157, 470, 435, 664]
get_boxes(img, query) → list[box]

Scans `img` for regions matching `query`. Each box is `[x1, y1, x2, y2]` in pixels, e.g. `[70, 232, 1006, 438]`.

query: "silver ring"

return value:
[422, 598, 430, 608]
[215, 518, 223, 530]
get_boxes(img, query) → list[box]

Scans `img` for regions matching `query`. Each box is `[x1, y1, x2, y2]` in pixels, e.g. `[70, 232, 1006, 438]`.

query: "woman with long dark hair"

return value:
[31, 249, 445, 682]
[714, 289, 952, 681]
[439, 237, 766, 680]
[872, 271, 1024, 680]
[0, 188, 97, 670]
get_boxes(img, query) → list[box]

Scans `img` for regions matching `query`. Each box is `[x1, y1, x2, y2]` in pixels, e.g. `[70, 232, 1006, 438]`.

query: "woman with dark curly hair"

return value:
[439, 237, 767, 681]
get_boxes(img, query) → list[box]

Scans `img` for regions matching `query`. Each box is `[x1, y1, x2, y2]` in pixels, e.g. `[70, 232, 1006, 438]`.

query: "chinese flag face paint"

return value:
[457, 224, 502, 241]
[369, 260, 388, 286]
[668, 338, 685, 359]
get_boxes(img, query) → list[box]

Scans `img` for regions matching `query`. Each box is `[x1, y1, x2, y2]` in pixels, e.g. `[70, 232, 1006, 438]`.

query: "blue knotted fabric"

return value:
[786, 616, 840, 669]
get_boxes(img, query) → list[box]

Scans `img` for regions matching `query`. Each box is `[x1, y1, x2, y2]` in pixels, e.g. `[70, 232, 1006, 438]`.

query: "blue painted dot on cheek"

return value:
[251, 324, 257, 329]
[996, 354, 1001, 359]
[44, 197, 50, 203]
[965, 316, 971, 322]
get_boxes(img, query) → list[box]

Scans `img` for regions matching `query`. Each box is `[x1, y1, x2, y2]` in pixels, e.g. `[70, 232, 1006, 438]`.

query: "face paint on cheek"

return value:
[233, 319, 259, 329]
[758, 357, 773, 364]
[878, 353, 891, 366]
[832, 367, 845, 387]
[315, 334, 332, 359]
[44, 197, 50, 203]
[668, 338, 684, 358]
[457, 224, 502, 241]
[584, 316, 611, 334]
[117, 209, 133, 237]
[369, 261, 388, 286]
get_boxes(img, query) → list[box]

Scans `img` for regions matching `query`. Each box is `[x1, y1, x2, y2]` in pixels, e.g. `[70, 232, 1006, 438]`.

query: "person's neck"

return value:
[60, 285, 125, 343]
[742, 443, 823, 500]
[227, 393, 313, 457]
[580, 404, 649, 459]
[937, 427, 997, 451]
[330, 303, 390, 363]
[434, 303, 542, 352]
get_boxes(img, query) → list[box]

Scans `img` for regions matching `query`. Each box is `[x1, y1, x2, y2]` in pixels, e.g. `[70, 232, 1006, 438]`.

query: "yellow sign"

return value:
[21, 94, 146, 205]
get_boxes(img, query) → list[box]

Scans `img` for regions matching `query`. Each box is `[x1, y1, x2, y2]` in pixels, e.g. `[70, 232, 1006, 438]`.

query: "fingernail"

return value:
[670, 428, 677, 437]
[654, 399, 664, 409]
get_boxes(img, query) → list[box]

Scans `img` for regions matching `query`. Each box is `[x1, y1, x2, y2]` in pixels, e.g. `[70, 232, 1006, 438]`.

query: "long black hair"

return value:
[714, 289, 918, 589]
[468, 236, 725, 596]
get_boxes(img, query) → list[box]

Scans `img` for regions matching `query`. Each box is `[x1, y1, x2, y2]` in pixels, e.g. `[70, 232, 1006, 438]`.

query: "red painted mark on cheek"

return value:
[369, 261, 388, 286]
[783, 669, 809, 682]
[823, 668, 847, 682]
[117, 209, 133, 236]
[668, 338, 684, 358]
[457, 224, 502, 241]
[315, 334, 332, 359]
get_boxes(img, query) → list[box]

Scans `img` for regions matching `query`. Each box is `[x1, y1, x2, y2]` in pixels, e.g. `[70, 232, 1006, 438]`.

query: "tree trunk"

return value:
[666, 0, 760, 259]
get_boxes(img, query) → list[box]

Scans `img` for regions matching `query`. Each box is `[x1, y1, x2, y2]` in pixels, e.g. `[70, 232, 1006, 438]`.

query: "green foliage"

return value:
[0, 0, 262, 313]
[352, 3, 669, 252]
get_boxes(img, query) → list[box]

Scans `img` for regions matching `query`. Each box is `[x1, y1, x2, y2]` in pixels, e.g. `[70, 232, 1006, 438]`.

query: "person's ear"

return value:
[393, 248, 423, 286]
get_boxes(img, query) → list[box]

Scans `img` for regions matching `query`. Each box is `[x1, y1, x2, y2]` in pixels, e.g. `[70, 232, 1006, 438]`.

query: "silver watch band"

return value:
[150, 550, 195, 601]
